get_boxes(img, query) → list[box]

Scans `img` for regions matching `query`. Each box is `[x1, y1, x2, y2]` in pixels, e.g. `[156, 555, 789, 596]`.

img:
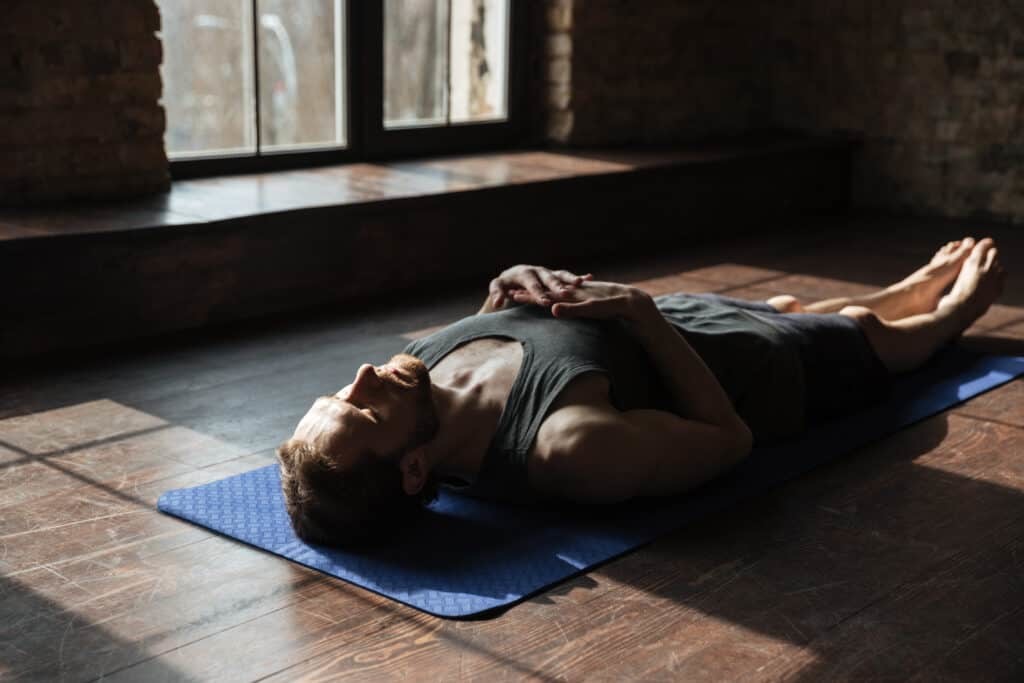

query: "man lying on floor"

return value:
[278, 236, 1005, 546]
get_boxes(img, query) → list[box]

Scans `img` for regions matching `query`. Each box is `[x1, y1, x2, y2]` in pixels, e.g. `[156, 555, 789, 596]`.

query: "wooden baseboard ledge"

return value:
[0, 134, 853, 359]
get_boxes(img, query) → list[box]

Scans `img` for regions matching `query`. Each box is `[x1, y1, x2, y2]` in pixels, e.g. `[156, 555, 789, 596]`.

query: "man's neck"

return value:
[422, 374, 504, 483]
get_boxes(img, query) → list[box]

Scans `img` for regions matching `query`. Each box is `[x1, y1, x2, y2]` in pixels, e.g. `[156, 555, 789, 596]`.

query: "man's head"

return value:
[277, 353, 440, 546]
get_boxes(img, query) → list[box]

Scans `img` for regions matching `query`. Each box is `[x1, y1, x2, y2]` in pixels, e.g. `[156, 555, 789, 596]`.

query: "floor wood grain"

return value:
[2, 215, 1022, 681]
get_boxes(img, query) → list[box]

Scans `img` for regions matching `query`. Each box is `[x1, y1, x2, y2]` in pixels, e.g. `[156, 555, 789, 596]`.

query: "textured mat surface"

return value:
[158, 346, 1024, 618]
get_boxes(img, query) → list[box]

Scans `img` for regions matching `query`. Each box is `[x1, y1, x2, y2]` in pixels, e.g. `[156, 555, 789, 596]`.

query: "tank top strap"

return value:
[402, 314, 513, 368]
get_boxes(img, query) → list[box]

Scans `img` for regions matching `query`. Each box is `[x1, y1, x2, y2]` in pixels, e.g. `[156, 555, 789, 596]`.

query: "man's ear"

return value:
[398, 447, 429, 496]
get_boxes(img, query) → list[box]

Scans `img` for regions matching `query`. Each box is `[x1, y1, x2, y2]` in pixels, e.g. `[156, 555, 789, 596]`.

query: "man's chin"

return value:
[386, 353, 430, 388]
[388, 353, 439, 448]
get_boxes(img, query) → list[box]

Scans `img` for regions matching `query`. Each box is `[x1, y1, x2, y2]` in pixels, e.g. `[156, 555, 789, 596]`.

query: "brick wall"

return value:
[0, 0, 169, 205]
[539, 0, 770, 146]
[543, 0, 1024, 223]
[769, 1, 1024, 223]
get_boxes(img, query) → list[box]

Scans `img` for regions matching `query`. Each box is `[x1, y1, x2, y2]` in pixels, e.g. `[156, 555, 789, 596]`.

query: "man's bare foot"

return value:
[768, 236, 979, 318]
[888, 237, 977, 312]
[766, 294, 803, 313]
[937, 237, 1007, 333]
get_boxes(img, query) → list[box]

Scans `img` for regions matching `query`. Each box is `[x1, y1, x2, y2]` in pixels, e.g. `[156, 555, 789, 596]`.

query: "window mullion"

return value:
[335, 0, 344, 143]
[251, 0, 262, 156]
[445, 0, 453, 126]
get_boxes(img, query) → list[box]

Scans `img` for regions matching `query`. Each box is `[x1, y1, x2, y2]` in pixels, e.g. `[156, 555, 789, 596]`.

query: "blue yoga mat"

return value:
[158, 346, 1024, 618]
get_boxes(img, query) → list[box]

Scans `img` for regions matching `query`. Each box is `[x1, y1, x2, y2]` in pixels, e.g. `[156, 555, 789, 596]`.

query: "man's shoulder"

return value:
[535, 371, 614, 448]
[528, 372, 618, 490]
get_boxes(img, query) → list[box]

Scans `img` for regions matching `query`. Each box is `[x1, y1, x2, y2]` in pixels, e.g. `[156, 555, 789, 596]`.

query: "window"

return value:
[383, 0, 509, 127]
[157, 0, 523, 177]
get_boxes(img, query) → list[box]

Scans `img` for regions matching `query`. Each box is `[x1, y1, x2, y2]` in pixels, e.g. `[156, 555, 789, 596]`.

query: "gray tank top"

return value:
[402, 295, 804, 503]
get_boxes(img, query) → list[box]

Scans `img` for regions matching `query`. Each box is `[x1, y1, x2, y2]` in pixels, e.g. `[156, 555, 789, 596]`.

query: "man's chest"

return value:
[432, 336, 612, 455]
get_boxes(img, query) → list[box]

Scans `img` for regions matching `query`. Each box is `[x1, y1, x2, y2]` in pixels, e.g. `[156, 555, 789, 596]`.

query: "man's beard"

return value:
[384, 353, 439, 455]
[383, 353, 430, 389]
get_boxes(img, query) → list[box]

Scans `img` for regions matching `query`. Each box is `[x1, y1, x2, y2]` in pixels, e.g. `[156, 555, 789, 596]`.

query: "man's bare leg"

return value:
[834, 238, 1006, 374]
[766, 237, 977, 320]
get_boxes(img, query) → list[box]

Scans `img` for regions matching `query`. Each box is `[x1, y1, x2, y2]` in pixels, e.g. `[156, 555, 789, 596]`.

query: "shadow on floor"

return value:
[577, 411, 1024, 679]
[0, 574, 198, 681]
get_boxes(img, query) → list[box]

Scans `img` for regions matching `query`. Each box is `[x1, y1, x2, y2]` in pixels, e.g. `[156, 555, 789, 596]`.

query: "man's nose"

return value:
[349, 364, 380, 396]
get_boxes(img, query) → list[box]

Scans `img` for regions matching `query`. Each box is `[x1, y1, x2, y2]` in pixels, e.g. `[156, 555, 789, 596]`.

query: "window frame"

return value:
[360, 0, 527, 160]
[169, 0, 526, 180]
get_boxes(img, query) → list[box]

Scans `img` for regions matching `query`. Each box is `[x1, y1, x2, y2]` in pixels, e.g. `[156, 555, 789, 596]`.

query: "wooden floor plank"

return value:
[2, 539, 333, 682]
[0, 453, 316, 682]
[629, 274, 730, 297]
[761, 531, 1024, 681]
[953, 380, 1024, 430]
[1, 451, 272, 576]
[665, 263, 787, 288]
[0, 399, 167, 455]
[741, 272, 882, 301]
[909, 596, 1024, 682]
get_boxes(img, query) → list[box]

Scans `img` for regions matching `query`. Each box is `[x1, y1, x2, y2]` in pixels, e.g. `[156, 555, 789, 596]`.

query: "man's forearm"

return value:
[625, 296, 748, 432]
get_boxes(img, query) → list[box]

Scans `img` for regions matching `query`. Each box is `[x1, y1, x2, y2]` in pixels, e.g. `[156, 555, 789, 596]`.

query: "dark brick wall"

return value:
[542, 0, 1024, 223]
[539, 0, 770, 145]
[769, 1, 1024, 223]
[0, 0, 169, 205]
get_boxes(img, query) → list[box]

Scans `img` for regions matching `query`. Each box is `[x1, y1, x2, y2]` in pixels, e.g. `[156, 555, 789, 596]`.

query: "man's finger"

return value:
[554, 270, 583, 287]
[551, 302, 573, 317]
[984, 247, 998, 270]
[538, 270, 572, 297]
[524, 270, 551, 304]
[489, 278, 513, 309]
[553, 295, 627, 319]
[552, 301, 593, 318]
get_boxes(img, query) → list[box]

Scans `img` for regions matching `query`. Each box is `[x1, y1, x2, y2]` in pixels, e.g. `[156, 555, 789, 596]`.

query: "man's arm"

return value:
[530, 403, 750, 503]
[530, 281, 753, 502]
[552, 283, 752, 439]
[624, 293, 751, 438]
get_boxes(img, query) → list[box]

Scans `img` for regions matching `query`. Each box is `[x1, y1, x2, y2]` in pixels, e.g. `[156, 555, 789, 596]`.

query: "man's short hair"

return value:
[277, 439, 438, 547]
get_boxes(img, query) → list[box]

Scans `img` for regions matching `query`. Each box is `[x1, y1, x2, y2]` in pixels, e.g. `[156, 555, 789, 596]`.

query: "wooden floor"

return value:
[2, 215, 1023, 681]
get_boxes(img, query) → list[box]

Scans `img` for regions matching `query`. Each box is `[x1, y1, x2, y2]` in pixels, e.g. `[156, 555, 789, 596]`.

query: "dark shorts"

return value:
[686, 292, 893, 427]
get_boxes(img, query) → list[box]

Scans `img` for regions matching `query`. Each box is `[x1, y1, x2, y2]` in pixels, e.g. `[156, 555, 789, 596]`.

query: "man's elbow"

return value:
[725, 416, 754, 465]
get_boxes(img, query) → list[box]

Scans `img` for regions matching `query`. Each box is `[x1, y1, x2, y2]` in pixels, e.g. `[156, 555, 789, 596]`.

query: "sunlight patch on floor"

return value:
[0, 399, 168, 455]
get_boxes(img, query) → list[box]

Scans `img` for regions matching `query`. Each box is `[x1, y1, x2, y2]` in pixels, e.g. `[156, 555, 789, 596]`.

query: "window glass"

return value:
[157, 0, 256, 158]
[383, 0, 449, 128]
[256, 0, 346, 151]
[159, 0, 514, 168]
[449, 0, 508, 123]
